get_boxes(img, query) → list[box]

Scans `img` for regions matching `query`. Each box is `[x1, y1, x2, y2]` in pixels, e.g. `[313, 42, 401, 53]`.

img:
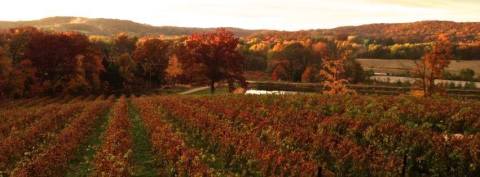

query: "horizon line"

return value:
[1, 16, 480, 32]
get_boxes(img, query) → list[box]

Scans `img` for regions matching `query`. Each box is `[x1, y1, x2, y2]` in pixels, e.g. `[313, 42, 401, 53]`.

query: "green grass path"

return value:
[65, 108, 111, 177]
[128, 100, 158, 177]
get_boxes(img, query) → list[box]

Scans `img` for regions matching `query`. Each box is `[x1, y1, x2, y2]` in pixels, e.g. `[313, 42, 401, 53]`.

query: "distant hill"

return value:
[1, 17, 479, 43]
[0, 16, 265, 37]
[252, 21, 480, 43]
[325, 21, 480, 43]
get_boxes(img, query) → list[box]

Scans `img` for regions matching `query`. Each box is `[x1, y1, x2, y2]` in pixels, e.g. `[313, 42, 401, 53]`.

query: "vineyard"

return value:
[0, 94, 480, 177]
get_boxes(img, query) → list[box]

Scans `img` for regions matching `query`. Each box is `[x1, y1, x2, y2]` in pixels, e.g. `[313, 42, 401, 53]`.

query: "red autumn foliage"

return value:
[185, 28, 246, 93]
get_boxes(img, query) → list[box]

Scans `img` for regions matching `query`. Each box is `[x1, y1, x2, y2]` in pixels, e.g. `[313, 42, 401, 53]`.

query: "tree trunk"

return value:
[317, 166, 322, 177]
[427, 73, 435, 97]
[210, 80, 215, 94]
[423, 78, 427, 97]
[402, 153, 408, 177]
[227, 78, 235, 93]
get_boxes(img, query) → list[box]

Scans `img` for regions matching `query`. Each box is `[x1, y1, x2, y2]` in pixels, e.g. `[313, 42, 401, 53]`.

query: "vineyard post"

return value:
[210, 80, 215, 94]
[317, 166, 322, 177]
[187, 155, 192, 176]
[402, 153, 408, 177]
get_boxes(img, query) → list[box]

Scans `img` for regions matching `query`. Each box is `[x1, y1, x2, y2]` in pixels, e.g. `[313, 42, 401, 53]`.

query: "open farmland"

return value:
[1, 94, 480, 177]
[356, 59, 480, 76]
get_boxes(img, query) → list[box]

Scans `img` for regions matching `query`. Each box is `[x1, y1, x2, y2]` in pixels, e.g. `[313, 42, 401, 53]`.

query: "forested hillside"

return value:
[253, 21, 480, 43]
[0, 17, 262, 37]
[2, 17, 480, 43]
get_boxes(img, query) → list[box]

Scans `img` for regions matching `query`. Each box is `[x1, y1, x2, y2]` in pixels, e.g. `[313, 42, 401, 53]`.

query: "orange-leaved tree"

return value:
[185, 28, 246, 93]
[165, 54, 184, 85]
[319, 41, 355, 95]
[414, 34, 452, 97]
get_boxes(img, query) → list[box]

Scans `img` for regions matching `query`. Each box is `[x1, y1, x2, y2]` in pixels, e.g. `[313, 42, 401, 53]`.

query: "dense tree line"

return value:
[356, 42, 480, 60]
[1, 26, 370, 99]
[0, 26, 376, 99]
[1, 25, 475, 99]
[0, 27, 246, 99]
[239, 36, 367, 83]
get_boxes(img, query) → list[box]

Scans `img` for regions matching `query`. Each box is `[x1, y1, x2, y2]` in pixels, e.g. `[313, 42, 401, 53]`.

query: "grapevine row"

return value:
[0, 100, 86, 174]
[92, 96, 133, 177]
[132, 97, 235, 177]
[10, 97, 113, 177]
[0, 103, 64, 139]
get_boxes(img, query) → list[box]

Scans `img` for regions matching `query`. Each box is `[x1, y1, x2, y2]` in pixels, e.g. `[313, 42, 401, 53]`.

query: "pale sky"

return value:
[1, 0, 479, 30]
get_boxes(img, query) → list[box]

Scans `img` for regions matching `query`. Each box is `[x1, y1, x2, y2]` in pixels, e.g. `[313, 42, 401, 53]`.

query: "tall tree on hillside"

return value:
[133, 38, 170, 88]
[165, 54, 184, 85]
[414, 34, 452, 97]
[319, 41, 355, 95]
[185, 29, 246, 93]
[5, 27, 39, 64]
[113, 33, 137, 57]
[117, 53, 137, 90]
[107, 33, 138, 91]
